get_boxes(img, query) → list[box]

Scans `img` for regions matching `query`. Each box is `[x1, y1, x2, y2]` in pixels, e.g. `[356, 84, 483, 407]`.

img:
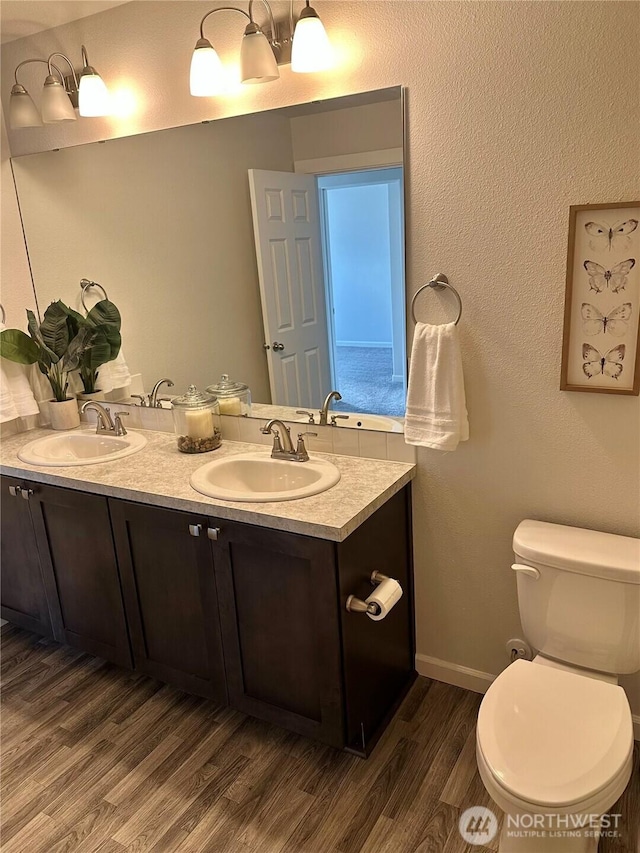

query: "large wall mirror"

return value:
[12, 86, 406, 430]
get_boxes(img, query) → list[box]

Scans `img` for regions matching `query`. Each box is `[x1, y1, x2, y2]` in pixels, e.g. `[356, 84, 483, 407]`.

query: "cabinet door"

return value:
[28, 483, 132, 668]
[212, 520, 344, 747]
[110, 500, 227, 703]
[0, 476, 52, 636]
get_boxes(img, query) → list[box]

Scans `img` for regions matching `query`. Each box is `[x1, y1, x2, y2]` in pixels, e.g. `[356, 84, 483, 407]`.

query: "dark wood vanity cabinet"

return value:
[1, 473, 414, 755]
[109, 500, 227, 704]
[27, 483, 132, 668]
[213, 521, 344, 746]
[1, 475, 52, 636]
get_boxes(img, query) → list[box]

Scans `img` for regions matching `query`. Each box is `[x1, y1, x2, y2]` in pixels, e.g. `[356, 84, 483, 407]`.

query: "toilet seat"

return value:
[477, 659, 633, 809]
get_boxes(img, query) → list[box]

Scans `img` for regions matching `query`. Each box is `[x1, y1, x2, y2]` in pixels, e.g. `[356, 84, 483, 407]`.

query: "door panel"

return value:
[249, 169, 332, 408]
[110, 500, 227, 703]
[212, 519, 344, 747]
[29, 483, 131, 667]
[0, 476, 51, 636]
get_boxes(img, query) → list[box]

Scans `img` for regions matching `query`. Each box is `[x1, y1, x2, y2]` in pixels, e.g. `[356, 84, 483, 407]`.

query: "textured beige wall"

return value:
[1, 2, 639, 711]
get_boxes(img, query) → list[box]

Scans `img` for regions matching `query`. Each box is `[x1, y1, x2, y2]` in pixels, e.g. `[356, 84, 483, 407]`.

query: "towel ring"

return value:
[0, 303, 5, 324]
[80, 279, 109, 312]
[411, 274, 462, 325]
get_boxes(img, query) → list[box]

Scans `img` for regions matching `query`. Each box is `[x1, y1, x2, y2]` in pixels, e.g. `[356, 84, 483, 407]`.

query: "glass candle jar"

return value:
[171, 384, 221, 453]
[205, 374, 252, 416]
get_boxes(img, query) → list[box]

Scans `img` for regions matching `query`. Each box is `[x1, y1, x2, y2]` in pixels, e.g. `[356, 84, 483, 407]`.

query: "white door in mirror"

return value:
[190, 451, 340, 502]
[18, 429, 147, 467]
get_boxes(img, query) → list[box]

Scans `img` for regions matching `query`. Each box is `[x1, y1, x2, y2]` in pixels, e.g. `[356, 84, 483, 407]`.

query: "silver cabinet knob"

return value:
[272, 342, 285, 352]
[207, 527, 221, 541]
[188, 523, 202, 537]
[21, 489, 34, 501]
[8, 485, 21, 497]
[263, 343, 271, 350]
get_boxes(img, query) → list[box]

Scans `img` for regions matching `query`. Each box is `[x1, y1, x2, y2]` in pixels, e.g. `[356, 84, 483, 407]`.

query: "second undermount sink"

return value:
[18, 429, 147, 467]
[190, 451, 341, 502]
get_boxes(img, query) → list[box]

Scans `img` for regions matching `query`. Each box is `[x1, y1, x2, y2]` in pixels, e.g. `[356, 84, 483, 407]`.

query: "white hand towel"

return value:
[0, 323, 40, 423]
[96, 349, 132, 393]
[404, 321, 469, 450]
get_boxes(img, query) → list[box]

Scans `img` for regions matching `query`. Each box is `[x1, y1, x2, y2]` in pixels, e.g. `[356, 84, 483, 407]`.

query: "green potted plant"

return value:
[0, 301, 104, 430]
[67, 300, 122, 396]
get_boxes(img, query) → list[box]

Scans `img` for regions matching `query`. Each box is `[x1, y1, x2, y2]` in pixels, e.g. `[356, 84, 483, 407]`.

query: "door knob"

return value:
[263, 343, 271, 350]
[272, 342, 285, 352]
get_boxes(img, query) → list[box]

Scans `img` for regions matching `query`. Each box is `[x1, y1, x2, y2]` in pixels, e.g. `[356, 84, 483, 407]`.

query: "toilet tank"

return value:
[513, 520, 640, 675]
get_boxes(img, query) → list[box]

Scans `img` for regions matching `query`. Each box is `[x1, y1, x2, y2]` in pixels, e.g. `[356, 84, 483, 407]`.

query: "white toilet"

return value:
[476, 519, 640, 853]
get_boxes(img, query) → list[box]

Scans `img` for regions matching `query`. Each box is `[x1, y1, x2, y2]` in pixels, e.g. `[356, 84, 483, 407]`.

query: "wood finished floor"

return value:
[1, 625, 638, 853]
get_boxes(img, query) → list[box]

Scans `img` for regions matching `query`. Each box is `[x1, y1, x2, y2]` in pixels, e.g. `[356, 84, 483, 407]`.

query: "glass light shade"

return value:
[240, 31, 279, 84]
[78, 71, 111, 117]
[190, 39, 224, 96]
[9, 87, 42, 128]
[291, 11, 334, 73]
[41, 77, 77, 123]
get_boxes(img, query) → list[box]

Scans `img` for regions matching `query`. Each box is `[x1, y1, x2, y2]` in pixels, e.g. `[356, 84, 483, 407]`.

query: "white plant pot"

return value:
[48, 398, 80, 431]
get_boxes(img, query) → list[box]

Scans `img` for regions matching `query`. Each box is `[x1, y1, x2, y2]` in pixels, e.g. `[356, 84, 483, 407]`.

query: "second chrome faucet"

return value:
[260, 419, 317, 462]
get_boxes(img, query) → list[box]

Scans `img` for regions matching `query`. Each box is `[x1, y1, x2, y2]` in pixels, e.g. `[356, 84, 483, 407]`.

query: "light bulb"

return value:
[291, 5, 334, 73]
[9, 85, 42, 129]
[41, 76, 77, 122]
[78, 71, 111, 116]
[240, 28, 279, 84]
[190, 38, 224, 96]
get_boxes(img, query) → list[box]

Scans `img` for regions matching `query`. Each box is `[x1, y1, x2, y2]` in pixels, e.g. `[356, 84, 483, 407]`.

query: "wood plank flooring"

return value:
[1, 625, 638, 853]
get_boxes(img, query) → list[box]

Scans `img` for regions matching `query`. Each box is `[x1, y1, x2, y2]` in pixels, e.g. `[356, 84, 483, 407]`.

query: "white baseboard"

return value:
[416, 653, 495, 694]
[336, 341, 392, 349]
[416, 653, 640, 741]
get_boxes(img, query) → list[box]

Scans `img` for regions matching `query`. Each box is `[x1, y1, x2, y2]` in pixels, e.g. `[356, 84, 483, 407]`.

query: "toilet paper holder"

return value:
[345, 571, 391, 615]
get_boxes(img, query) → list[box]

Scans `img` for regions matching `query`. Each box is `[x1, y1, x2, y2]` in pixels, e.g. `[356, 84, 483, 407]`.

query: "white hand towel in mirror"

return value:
[404, 321, 469, 450]
[96, 349, 132, 393]
[0, 323, 40, 423]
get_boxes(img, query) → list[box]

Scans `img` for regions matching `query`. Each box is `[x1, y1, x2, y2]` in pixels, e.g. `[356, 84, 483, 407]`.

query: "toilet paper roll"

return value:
[365, 578, 403, 621]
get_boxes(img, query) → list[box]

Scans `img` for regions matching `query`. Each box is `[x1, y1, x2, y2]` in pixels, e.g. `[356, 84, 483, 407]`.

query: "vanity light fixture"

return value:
[290, 1, 334, 73]
[9, 45, 111, 129]
[190, 0, 279, 96]
[190, 0, 333, 96]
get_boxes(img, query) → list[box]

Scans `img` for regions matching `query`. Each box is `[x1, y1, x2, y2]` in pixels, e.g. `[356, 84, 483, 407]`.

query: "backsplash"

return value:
[80, 403, 415, 463]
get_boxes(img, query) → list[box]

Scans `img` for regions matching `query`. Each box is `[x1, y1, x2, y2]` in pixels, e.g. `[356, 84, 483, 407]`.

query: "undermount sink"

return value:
[18, 429, 147, 467]
[296, 413, 404, 433]
[190, 451, 341, 502]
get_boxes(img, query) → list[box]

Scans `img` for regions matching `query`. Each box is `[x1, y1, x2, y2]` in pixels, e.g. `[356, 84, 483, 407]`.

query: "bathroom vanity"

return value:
[0, 429, 415, 756]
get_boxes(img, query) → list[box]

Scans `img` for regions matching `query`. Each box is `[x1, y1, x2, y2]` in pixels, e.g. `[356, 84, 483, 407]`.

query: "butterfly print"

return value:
[583, 259, 635, 293]
[581, 303, 632, 337]
[582, 344, 625, 380]
[584, 219, 638, 251]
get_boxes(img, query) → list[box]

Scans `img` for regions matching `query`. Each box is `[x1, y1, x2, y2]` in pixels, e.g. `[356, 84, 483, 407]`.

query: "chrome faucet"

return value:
[260, 419, 317, 462]
[80, 401, 129, 436]
[319, 390, 343, 426]
[149, 378, 174, 408]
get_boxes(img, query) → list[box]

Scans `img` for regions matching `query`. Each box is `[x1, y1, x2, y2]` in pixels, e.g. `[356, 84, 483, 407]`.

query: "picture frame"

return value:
[560, 201, 640, 395]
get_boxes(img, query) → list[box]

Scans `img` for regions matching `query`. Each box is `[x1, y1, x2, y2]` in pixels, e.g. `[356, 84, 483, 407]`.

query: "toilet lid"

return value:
[477, 660, 632, 808]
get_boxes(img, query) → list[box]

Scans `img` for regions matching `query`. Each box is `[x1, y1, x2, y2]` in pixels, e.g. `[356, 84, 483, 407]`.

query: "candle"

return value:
[185, 409, 212, 439]
[218, 396, 242, 415]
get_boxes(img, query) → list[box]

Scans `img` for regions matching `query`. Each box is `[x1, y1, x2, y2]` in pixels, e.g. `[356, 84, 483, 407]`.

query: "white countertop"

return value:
[0, 428, 415, 542]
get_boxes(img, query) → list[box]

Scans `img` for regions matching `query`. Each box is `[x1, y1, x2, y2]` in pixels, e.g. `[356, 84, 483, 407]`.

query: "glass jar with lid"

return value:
[171, 384, 221, 453]
[205, 374, 252, 416]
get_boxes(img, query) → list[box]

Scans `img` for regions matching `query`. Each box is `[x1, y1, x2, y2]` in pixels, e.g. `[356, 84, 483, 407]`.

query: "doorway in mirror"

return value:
[249, 166, 405, 417]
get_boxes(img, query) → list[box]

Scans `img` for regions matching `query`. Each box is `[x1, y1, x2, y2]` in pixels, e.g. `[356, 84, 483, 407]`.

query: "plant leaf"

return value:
[26, 309, 57, 365]
[63, 325, 97, 372]
[40, 302, 70, 359]
[86, 300, 121, 330]
[0, 329, 40, 364]
[81, 330, 112, 370]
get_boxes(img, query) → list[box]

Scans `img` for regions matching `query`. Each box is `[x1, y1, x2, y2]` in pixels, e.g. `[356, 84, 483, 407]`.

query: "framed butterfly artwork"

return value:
[560, 201, 640, 395]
